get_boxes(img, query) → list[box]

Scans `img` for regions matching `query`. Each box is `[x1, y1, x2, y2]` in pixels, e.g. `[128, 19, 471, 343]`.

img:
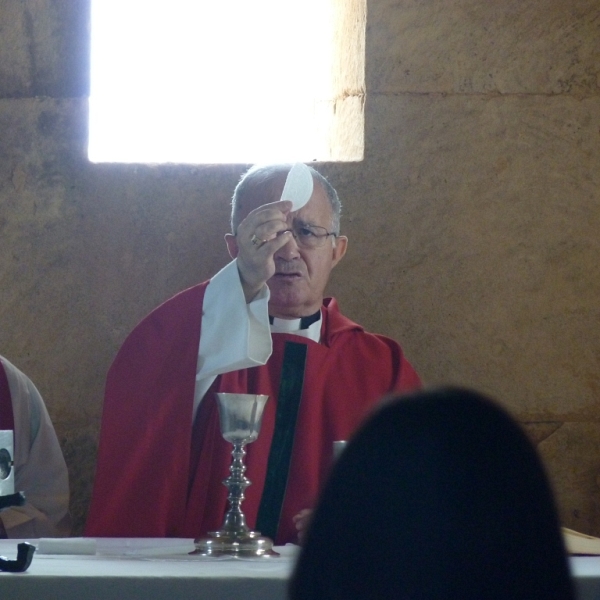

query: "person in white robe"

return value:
[0, 355, 71, 538]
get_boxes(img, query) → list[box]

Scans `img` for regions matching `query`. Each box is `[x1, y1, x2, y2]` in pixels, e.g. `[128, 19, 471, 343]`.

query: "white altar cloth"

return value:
[0, 539, 598, 600]
[0, 538, 296, 600]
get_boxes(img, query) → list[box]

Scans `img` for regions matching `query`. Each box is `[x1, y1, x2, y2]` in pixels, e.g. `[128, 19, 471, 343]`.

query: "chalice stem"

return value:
[221, 441, 251, 533]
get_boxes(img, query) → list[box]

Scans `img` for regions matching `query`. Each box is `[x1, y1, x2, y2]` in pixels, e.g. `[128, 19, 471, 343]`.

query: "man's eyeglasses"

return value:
[281, 223, 338, 249]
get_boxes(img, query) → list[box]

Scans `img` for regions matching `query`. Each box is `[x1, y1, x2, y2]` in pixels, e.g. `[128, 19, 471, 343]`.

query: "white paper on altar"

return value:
[0, 430, 15, 496]
[38, 537, 98, 555]
[95, 538, 197, 556]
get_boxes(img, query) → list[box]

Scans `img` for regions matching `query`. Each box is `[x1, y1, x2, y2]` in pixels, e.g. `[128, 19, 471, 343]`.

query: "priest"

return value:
[86, 164, 421, 543]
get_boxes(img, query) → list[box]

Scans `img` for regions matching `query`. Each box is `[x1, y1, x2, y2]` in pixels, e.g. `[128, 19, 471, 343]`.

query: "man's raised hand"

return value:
[233, 200, 293, 302]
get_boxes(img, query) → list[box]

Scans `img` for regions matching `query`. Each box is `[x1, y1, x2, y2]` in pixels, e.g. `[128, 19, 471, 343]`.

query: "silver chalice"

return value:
[193, 393, 278, 557]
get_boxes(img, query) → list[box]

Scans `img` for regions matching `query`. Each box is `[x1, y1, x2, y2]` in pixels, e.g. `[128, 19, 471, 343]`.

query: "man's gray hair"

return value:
[231, 164, 342, 234]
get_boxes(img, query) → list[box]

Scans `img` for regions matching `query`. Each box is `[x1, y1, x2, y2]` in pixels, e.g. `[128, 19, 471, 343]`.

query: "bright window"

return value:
[88, 1, 364, 164]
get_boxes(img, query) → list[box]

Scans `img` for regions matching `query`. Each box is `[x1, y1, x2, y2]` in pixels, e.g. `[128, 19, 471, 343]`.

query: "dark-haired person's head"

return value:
[289, 387, 574, 600]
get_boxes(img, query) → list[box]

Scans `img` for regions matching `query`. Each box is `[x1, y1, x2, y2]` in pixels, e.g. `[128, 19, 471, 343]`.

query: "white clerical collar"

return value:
[271, 317, 303, 331]
[270, 311, 322, 343]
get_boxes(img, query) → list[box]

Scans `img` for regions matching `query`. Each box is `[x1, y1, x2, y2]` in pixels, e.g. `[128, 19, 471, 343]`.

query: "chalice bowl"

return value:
[193, 393, 278, 557]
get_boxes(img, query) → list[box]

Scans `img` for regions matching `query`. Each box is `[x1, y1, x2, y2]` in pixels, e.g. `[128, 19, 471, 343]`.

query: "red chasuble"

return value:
[85, 282, 421, 543]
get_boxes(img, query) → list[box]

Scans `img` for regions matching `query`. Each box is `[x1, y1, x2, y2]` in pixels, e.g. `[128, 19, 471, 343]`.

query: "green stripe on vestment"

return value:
[255, 341, 307, 539]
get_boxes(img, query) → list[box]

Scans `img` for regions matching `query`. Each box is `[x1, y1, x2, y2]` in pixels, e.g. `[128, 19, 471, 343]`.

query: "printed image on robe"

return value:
[0, 430, 15, 495]
[0, 449, 10, 479]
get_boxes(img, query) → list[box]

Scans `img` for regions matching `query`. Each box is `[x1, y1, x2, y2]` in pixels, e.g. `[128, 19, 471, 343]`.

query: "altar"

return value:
[0, 538, 599, 600]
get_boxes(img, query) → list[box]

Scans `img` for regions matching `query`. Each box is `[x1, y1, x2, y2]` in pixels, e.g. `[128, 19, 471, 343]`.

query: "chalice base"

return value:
[192, 530, 279, 557]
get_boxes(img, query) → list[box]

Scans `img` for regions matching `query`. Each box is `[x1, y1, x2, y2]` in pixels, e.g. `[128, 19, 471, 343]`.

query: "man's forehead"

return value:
[237, 176, 331, 223]
[241, 173, 287, 214]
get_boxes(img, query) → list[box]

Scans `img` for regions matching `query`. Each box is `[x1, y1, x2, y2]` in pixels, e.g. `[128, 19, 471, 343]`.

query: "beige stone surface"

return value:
[343, 92, 600, 419]
[1, 0, 599, 535]
[0, 2, 31, 95]
[329, 0, 366, 159]
[368, 0, 600, 95]
[0, 0, 89, 97]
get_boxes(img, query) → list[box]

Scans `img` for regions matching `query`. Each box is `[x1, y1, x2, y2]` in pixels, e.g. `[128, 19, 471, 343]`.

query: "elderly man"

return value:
[0, 354, 71, 538]
[86, 164, 420, 543]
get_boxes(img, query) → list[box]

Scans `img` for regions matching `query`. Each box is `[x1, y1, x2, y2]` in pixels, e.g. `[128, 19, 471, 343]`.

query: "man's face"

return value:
[235, 176, 347, 319]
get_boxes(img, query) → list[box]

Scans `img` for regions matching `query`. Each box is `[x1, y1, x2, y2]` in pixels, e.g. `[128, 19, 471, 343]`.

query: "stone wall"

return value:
[0, 0, 599, 535]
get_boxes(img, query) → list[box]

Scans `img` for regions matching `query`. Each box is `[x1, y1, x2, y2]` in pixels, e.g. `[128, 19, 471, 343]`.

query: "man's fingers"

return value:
[246, 199, 292, 219]
[238, 200, 292, 241]
[293, 508, 313, 528]
[244, 217, 289, 246]
[250, 233, 266, 247]
[293, 508, 314, 545]
[234, 197, 295, 293]
[236, 230, 293, 295]
[246, 229, 292, 254]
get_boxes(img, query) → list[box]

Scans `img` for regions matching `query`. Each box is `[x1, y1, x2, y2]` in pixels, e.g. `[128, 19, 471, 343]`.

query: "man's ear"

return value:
[331, 235, 348, 268]
[225, 233, 239, 259]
